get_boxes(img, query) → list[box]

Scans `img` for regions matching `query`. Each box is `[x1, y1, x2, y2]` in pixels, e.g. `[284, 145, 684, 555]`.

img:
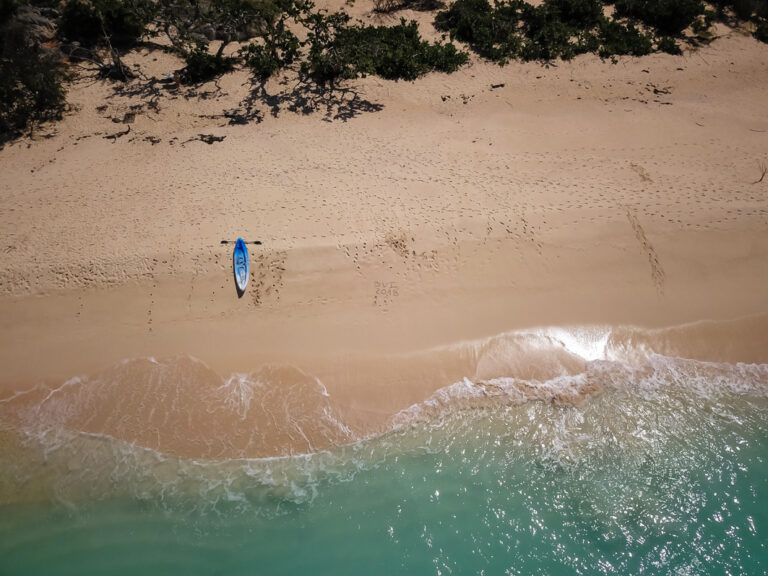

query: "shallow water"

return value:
[1, 327, 767, 575]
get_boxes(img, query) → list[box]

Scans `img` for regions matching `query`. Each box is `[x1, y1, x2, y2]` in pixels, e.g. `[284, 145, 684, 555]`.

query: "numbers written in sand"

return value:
[373, 281, 399, 309]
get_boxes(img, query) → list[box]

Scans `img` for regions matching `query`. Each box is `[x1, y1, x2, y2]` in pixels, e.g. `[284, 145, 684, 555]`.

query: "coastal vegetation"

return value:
[434, 0, 767, 63]
[300, 16, 468, 83]
[240, 8, 468, 83]
[1, 0, 767, 141]
[1, 0, 68, 136]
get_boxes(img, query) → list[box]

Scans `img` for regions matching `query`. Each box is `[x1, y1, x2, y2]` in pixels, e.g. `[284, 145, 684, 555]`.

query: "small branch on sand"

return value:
[104, 125, 130, 141]
[199, 133, 225, 144]
[183, 133, 226, 145]
[753, 161, 767, 184]
[99, 17, 134, 81]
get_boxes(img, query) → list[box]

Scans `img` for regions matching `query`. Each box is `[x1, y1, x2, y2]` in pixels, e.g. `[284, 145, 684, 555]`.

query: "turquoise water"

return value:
[1, 354, 767, 575]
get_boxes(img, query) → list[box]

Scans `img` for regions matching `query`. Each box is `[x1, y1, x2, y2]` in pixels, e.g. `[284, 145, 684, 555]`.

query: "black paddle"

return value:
[220, 240, 262, 245]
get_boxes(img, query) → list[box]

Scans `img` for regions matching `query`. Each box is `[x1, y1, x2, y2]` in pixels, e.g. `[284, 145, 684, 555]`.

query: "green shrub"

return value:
[755, 17, 768, 42]
[597, 18, 652, 57]
[434, 0, 494, 46]
[240, 44, 282, 78]
[239, 22, 299, 79]
[301, 11, 354, 83]
[373, 0, 445, 13]
[0, 0, 19, 23]
[435, 0, 691, 62]
[518, 2, 594, 61]
[691, 13, 710, 34]
[59, 0, 152, 47]
[1, 6, 66, 137]
[435, 0, 514, 59]
[435, 0, 527, 61]
[183, 44, 235, 82]
[0, 50, 66, 136]
[436, 0, 607, 62]
[59, 0, 101, 46]
[721, 0, 765, 19]
[543, 0, 603, 29]
[348, 19, 468, 79]
[613, 0, 704, 35]
[304, 16, 468, 84]
[656, 35, 681, 53]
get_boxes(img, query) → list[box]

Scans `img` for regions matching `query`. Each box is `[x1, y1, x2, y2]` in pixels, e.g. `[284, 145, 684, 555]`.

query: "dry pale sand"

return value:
[1, 11, 768, 455]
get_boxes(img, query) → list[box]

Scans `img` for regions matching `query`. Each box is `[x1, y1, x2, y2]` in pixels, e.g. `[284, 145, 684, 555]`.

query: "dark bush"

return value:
[613, 0, 704, 35]
[1, 0, 18, 22]
[732, 0, 756, 18]
[59, 0, 152, 47]
[183, 44, 235, 82]
[300, 11, 355, 83]
[691, 12, 711, 35]
[597, 18, 652, 57]
[755, 17, 768, 42]
[656, 35, 681, 53]
[1, 3, 66, 138]
[434, 0, 493, 44]
[716, 0, 767, 19]
[304, 16, 468, 84]
[543, 0, 603, 29]
[239, 21, 299, 79]
[373, 0, 445, 13]
[436, 0, 606, 62]
[240, 44, 282, 78]
[435, 0, 658, 62]
[58, 0, 101, 46]
[434, 0, 522, 61]
[26, 0, 60, 7]
[518, 2, 592, 61]
[436, 0, 610, 62]
[348, 19, 468, 79]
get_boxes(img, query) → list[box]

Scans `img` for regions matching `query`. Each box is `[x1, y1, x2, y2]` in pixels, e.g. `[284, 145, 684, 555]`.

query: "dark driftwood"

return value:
[104, 125, 130, 140]
[753, 162, 767, 185]
[198, 133, 225, 144]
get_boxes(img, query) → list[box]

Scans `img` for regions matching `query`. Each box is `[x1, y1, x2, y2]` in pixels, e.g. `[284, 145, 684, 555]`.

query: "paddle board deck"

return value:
[233, 238, 249, 294]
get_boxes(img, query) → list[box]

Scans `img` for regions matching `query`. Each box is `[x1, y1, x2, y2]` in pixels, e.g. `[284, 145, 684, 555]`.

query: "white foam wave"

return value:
[540, 326, 612, 361]
[390, 372, 594, 430]
[218, 373, 260, 419]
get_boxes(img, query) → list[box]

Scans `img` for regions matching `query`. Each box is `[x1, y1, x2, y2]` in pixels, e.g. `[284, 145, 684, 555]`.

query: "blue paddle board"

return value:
[233, 238, 249, 294]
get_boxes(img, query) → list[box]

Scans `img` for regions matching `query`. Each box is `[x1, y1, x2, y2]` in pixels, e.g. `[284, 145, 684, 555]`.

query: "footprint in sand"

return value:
[626, 208, 665, 295]
[251, 250, 287, 307]
[630, 163, 652, 182]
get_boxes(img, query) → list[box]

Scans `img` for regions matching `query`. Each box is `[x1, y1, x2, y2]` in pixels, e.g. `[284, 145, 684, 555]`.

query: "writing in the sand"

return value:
[373, 281, 399, 308]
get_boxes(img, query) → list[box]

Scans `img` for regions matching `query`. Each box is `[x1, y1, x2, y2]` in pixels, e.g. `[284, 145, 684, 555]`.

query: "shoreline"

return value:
[1, 315, 766, 465]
